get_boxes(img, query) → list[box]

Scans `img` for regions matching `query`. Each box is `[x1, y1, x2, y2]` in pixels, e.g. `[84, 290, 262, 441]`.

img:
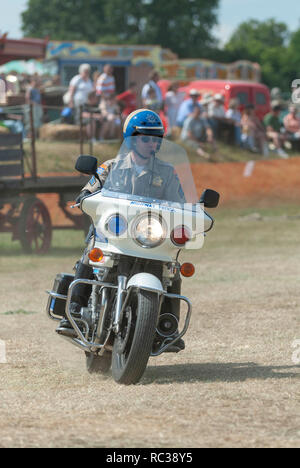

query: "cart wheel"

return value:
[19, 198, 52, 254]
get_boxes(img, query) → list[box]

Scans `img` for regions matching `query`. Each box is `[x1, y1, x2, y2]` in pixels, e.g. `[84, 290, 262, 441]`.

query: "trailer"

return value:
[0, 132, 89, 254]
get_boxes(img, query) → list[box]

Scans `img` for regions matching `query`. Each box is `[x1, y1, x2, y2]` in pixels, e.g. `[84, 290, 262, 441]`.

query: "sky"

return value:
[0, 0, 300, 45]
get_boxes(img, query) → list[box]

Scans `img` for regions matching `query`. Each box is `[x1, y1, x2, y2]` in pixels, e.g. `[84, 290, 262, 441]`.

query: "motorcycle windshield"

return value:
[101, 136, 198, 206]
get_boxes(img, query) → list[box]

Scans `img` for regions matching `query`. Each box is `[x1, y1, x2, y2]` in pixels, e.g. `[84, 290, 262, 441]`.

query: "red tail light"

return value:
[171, 226, 191, 246]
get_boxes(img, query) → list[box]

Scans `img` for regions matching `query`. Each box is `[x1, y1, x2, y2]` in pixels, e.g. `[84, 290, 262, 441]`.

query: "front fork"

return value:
[113, 275, 128, 334]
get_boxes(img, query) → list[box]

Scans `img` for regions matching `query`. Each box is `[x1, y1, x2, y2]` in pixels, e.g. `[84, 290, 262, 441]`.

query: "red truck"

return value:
[159, 79, 271, 120]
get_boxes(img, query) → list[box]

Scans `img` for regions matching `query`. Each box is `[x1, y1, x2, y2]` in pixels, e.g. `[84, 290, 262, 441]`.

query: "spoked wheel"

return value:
[19, 198, 52, 254]
[112, 289, 159, 385]
[85, 350, 112, 374]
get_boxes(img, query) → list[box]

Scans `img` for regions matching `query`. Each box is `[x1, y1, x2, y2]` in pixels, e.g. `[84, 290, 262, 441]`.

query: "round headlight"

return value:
[132, 213, 166, 248]
[106, 214, 128, 236]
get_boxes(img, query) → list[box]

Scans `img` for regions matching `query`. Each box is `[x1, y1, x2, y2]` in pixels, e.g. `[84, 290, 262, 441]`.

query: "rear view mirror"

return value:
[199, 189, 220, 208]
[75, 155, 98, 176]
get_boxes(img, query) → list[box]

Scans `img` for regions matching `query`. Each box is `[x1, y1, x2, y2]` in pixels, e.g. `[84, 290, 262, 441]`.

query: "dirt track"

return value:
[0, 208, 300, 448]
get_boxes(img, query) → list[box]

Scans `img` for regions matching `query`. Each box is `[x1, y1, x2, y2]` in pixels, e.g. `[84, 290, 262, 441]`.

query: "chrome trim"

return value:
[48, 279, 192, 356]
[64, 279, 117, 350]
[113, 275, 128, 333]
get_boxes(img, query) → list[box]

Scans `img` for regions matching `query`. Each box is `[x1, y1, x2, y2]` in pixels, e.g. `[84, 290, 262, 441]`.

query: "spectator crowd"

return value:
[1, 63, 300, 161]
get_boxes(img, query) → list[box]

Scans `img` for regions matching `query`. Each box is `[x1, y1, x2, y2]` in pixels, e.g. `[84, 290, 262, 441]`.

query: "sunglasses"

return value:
[139, 135, 161, 143]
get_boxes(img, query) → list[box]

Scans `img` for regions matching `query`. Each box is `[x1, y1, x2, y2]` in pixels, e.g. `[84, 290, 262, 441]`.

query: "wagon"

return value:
[0, 132, 89, 254]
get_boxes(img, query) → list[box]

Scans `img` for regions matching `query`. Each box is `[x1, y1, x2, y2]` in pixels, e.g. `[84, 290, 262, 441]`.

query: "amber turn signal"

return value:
[180, 262, 195, 277]
[88, 248, 104, 262]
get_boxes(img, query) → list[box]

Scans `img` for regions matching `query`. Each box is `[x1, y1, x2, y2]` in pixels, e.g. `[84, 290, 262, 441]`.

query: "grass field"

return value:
[0, 203, 299, 448]
[22, 138, 300, 175]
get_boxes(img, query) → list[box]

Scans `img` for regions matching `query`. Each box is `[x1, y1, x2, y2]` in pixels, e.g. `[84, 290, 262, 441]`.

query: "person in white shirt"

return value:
[208, 93, 228, 138]
[141, 70, 163, 110]
[68, 64, 94, 124]
[96, 64, 116, 98]
[164, 81, 183, 136]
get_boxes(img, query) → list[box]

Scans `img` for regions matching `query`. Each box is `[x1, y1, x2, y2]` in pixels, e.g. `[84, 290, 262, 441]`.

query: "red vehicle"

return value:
[159, 79, 271, 120]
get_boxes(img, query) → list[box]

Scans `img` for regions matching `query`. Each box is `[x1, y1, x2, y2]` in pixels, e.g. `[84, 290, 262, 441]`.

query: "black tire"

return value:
[19, 198, 52, 254]
[111, 290, 159, 385]
[85, 350, 112, 374]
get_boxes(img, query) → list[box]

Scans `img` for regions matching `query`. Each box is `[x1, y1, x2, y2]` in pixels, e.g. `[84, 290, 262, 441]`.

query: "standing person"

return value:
[164, 81, 182, 137]
[263, 103, 288, 158]
[116, 82, 137, 121]
[68, 64, 94, 124]
[96, 64, 116, 98]
[25, 77, 43, 138]
[141, 70, 163, 110]
[176, 89, 203, 128]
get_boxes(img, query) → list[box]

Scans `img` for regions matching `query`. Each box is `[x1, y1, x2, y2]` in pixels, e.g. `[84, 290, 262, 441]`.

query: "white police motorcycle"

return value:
[47, 131, 219, 385]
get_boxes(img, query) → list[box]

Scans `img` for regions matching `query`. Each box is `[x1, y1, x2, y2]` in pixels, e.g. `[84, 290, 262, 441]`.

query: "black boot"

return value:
[56, 262, 94, 338]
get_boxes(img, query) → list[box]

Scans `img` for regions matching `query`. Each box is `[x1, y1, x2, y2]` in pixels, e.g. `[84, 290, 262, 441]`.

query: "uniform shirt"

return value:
[83, 153, 185, 204]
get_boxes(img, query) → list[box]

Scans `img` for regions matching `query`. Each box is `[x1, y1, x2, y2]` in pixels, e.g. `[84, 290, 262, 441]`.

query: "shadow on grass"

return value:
[142, 362, 300, 385]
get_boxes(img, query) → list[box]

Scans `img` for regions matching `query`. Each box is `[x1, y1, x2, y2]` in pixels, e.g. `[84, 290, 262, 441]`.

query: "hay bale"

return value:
[0, 126, 9, 134]
[40, 123, 85, 141]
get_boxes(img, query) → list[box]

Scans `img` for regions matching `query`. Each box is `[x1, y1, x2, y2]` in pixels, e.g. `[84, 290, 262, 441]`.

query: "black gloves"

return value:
[75, 190, 91, 205]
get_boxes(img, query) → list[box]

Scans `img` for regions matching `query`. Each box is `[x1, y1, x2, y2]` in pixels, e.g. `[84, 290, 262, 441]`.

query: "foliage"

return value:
[21, 2, 300, 92]
[224, 19, 295, 91]
[22, 0, 219, 57]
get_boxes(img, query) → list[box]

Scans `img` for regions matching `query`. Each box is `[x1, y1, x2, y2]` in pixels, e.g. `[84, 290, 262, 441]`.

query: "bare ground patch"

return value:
[0, 207, 299, 448]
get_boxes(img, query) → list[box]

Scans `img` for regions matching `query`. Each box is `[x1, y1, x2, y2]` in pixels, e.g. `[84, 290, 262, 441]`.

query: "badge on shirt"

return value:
[152, 176, 163, 187]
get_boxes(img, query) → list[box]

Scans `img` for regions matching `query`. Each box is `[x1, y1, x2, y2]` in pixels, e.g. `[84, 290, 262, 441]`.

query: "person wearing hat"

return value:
[225, 98, 242, 146]
[176, 88, 203, 128]
[263, 103, 288, 158]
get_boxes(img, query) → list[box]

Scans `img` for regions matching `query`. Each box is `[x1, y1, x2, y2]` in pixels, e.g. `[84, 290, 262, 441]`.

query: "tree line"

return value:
[21, 0, 300, 92]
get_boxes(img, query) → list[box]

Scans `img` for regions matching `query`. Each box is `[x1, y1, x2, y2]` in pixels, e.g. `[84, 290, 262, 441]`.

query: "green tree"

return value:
[22, 0, 220, 58]
[22, 0, 105, 42]
[224, 19, 290, 89]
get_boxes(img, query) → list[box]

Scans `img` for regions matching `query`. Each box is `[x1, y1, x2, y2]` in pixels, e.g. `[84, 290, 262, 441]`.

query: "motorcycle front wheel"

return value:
[111, 289, 159, 385]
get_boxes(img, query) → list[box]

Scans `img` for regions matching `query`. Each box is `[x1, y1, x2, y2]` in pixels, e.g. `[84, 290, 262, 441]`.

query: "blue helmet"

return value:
[123, 109, 164, 139]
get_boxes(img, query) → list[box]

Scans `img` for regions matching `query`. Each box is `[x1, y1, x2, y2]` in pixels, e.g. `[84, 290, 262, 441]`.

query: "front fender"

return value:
[126, 273, 163, 293]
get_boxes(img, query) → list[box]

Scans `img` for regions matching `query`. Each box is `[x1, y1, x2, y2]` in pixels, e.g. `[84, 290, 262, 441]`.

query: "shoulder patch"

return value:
[97, 163, 108, 175]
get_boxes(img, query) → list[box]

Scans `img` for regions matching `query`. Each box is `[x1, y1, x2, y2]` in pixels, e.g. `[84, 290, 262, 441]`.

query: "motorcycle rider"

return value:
[57, 109, 185, 351]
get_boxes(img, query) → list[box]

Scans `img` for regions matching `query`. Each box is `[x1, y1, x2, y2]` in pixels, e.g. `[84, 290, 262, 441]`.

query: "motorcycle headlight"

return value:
[105, 214, 128, 236]
[132, 213, 166, 248]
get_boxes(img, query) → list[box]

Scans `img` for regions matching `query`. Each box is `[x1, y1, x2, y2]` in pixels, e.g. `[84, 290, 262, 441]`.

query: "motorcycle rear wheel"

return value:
[111, 289, 159, 385]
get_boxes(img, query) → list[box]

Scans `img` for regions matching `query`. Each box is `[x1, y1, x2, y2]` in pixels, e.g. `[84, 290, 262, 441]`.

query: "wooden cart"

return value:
[0, 133, 89, 254]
